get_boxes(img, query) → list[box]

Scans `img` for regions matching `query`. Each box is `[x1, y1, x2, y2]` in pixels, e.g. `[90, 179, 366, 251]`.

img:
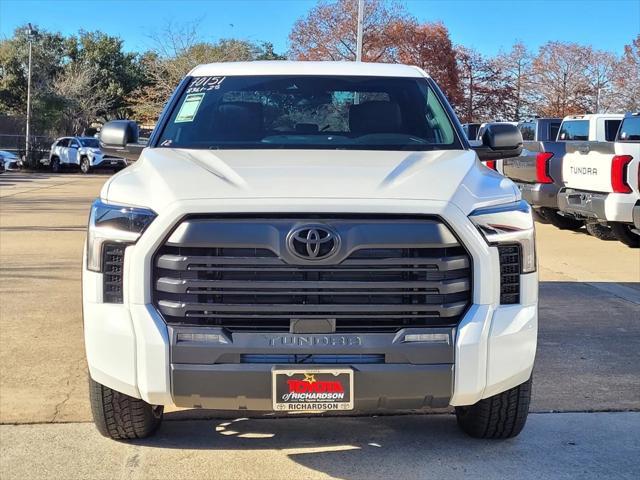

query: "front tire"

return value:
[50, 157, 61, 173]
[455, 377, 532, 439]
[540, 208, 583, 230]
[89, 376, 163, 440]
[80, 157, 91, 174]
[610, 222, 640, 248]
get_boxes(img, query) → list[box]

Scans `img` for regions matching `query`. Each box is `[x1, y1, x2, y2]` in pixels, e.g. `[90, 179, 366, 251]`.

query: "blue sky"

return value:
[1, 0, 638, 56]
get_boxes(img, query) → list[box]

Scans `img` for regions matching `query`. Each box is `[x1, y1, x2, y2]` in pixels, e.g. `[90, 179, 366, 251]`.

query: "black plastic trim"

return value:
[171, 363, 453, 411]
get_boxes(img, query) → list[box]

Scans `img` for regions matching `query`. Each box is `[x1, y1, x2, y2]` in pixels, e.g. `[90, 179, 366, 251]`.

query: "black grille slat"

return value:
[156, 277, 470, 294]
[158, 300, 468, 316]
[157, 253, 469, 271]
[153, 217, 472, 332]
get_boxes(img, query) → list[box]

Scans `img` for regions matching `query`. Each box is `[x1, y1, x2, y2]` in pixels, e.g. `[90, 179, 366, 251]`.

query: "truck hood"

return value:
[103, 148, 518, 214]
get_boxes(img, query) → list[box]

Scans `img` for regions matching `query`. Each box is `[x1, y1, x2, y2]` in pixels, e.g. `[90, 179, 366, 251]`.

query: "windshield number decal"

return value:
[186, 76, 226, 94]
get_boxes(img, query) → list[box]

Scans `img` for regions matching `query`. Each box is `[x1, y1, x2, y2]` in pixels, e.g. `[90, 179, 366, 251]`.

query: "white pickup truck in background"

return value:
[557, 113, 639, 247]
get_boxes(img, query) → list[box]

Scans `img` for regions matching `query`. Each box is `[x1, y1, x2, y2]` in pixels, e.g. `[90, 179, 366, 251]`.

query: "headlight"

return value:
[86, 199, 156, 272]
[469, 200, 536, 273]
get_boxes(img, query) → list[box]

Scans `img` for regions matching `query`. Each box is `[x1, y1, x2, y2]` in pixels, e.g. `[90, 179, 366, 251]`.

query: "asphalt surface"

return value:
[1, 413, 638, 480]
[1, 172, 639, 479]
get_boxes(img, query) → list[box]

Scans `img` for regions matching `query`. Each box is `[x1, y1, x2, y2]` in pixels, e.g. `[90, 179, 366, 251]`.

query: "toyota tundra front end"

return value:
[83, 61, 537, 440]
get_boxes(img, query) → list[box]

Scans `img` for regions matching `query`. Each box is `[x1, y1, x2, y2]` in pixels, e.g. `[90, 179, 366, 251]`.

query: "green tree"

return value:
[65, 31, 145, 119]
[255, 42, 287, 60]
[130, 22, 285, 123]
[0, 25, 145, 138]
[0, 25, 66, 131]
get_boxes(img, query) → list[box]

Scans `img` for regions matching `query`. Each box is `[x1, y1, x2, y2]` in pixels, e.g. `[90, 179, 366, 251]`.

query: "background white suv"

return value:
[48, 136, 127, 173]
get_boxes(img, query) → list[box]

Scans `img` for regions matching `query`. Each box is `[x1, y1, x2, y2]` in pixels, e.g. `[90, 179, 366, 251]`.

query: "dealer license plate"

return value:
[272, 369, 353, 412]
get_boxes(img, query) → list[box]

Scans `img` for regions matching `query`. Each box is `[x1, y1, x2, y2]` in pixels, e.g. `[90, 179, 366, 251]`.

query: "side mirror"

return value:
[473, 123, 523, 161]
[99, 120, 145, 162]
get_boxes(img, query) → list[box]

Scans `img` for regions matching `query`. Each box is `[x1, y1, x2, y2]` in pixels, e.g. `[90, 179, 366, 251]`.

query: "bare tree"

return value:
[584, 49, 617, 113]
[53, 64, 113, 134]
[531, 42, 592, 117]
[386, 20, 461, 105]
[611, 35, 640, 112]
[289, 0, 407, 62]
[456, 46, 508, 122]
[492, 42, 534, 120]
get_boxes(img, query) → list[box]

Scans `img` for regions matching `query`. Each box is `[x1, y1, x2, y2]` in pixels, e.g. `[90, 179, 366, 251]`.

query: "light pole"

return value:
[25, 23, 37, 165]
[356, 0, 364, 62]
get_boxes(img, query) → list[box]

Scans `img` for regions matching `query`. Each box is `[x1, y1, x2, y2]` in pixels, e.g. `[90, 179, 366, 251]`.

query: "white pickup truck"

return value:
[85, 61, 537, 441]
[558, 113, 639, 247]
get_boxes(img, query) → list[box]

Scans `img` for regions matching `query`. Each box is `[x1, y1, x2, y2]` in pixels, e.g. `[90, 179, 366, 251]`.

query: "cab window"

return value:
[518, 122, 535, 141]
[558, 120, 589, 141]
[604, 120, 622, 142]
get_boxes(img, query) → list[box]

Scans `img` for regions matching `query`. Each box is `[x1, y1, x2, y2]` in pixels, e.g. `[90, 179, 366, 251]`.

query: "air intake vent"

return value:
[103, 243, 125, 303]
[498, 244, 521, 304]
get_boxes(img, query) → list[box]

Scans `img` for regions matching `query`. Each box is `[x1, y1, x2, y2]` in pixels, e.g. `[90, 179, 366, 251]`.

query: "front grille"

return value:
[153, 217, 472, 332]
[498, 244, 521, 304]
[103, 243, 125, 303]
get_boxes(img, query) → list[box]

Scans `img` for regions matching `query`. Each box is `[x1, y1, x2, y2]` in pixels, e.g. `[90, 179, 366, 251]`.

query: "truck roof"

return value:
[189, 61, 429, 78]
[562, 113, 625, 121]
[519, 118, 561, 122]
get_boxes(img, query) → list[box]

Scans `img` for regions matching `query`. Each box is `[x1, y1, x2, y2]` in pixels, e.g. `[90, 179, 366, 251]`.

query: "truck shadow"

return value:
[128, 412, 631, 479]
[133, 414, 486, 477]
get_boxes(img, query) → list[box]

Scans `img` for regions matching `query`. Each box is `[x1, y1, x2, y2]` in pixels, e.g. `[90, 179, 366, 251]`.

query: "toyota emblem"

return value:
[287, 225, 340, 260]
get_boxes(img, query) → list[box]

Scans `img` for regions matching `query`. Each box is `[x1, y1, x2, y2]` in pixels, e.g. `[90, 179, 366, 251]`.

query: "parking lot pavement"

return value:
[0, 173, 107, 424]
[535, 221, 640, 283]
[1, 412, 639, 480]
[0, 172, 639, 478]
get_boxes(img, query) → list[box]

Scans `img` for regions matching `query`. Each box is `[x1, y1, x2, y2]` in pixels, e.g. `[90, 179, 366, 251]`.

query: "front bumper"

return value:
[84, 292, 537, 410]
[515, 182, 559, 209]
[4, 160, 21, 171]
[83, 199, 538, 409]
[557, 189, 638, 223]
[92, 156, 127, 169]
[169, 327, 455, 410]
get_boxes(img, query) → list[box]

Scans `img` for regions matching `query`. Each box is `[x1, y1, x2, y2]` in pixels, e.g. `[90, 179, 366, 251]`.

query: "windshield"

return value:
[157, 75, 460, 151]
[79, 138, 100, 148]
